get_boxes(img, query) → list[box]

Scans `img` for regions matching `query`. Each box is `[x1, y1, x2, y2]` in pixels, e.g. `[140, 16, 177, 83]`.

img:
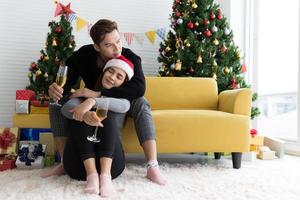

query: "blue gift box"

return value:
[20, 128, 52, 141]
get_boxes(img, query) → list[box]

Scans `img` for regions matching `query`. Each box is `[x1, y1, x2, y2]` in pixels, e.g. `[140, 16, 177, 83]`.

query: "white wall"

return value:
[0, 0, 244, 127]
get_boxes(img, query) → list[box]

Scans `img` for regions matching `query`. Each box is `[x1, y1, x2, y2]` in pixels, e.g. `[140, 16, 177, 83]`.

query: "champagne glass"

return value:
[50, 65, 68, 106]
[87, 98, 109, 143]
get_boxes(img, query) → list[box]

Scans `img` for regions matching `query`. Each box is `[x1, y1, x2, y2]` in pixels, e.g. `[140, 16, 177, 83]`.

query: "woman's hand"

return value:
[82, 111, 104, 127]
[70, 98, 96, 121]
[70, 88, 100, 98]
[48, 82, 63, 101]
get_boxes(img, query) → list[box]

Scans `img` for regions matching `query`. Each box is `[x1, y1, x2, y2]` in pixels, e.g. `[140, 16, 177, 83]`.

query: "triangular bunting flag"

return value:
[123, 33, 135, 46]
[76, 16, 88, 32]
[68, 13, 77, 23]
[156, 28, 166, 40]
[145, 30, 156, 44]
[134, 33, 145, 45]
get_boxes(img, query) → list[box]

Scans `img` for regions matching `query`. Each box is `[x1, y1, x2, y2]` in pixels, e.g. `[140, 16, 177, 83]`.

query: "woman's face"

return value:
[101, 67, 127, 89]
[94, 29, 122, 60]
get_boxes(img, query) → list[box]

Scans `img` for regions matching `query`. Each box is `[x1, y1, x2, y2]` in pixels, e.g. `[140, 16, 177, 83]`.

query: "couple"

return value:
[43, 19, 166, 197]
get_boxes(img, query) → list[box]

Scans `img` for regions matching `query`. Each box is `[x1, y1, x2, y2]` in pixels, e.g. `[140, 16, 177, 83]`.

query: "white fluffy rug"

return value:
[1, 154, 300, 200]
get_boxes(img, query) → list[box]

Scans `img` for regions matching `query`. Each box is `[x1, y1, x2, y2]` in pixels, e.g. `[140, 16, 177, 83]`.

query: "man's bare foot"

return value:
[41, 163, 65, 178]
[146, 160, 167, 185]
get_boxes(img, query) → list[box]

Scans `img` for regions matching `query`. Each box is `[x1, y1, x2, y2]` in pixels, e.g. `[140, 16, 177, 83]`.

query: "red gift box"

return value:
[16, 90, 35, 100]
[0, 154, 16, 171]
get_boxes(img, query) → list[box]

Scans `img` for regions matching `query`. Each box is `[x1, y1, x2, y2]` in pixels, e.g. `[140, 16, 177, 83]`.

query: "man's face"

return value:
[101, 67, 126, 89]
[94, 29, 122, 60]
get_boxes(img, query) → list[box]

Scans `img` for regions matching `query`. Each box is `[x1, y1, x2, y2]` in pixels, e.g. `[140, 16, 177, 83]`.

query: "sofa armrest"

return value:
[218, 88, 252, 116]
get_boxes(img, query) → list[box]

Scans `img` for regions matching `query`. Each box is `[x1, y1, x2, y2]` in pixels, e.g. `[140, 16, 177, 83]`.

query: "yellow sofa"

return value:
[13, 77, 252, 169]
[122, 77, 252, 169]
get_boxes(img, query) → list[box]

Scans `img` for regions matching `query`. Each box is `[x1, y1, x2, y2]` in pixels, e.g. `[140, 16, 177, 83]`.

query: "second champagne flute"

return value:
[87, 98, 109, 143]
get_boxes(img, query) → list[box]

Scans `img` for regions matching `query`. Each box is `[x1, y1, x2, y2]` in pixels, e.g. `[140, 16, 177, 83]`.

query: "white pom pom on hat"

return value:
[103, 55, 134, 80]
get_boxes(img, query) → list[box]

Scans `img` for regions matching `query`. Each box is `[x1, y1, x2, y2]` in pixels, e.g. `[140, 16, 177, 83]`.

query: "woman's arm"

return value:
[61, 97, 130, 120]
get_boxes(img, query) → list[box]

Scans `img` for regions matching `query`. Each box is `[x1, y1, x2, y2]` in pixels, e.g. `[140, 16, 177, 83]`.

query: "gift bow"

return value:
[18, 144, 45, 166]
[250, 128, 257, 138]
[0, 128, 16, 150]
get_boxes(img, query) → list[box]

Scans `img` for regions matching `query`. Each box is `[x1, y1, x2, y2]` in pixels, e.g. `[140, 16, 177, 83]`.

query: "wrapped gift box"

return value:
[0, 128, 19, 155]
[250, 135, 264, 146]
[31, 106, 49, 114]
[0, 154, 17, 171]
[16, 90, 35, 100]
[20, 128, 52, 141]
[44, 155, 55, 167]
[39, 132, 56, 155]
[250, 144, 260, 152]
[242, 152, 256, 161]
[16, 143, 46, 169]
[16, 100, 30, 114]
[257, 150, 276, 160]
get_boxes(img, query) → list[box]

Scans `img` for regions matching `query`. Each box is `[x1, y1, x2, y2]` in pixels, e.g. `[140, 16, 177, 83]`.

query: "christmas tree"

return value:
[26, 14, 75, 100]
[158, 0, 260, 119]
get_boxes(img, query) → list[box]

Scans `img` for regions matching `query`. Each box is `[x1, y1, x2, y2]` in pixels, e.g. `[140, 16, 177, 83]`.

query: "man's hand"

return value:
[48, 83, 63, 101]
[82, 111, 104, 127]
[70, 88, 101, 98]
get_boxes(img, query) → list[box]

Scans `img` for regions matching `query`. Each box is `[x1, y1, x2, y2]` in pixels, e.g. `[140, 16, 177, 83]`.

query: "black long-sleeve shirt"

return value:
[64, 44, 145, 101]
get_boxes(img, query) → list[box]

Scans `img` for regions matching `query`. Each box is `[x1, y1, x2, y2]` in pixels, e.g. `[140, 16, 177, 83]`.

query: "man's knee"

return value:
[131, 97, 151, 115]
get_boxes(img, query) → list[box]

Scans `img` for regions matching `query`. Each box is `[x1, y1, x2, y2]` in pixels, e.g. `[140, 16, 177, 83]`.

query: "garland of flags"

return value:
[54, 1, 167, 45]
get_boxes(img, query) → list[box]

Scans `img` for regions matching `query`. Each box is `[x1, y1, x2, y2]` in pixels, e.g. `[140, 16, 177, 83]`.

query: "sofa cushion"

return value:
[122, 109, 250, 153]
[145, 77, 218, 110]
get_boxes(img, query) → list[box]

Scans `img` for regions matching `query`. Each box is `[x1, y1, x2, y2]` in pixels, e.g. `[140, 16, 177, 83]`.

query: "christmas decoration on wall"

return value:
[157, 0, 260, 119]
[26, 4, 76, 99]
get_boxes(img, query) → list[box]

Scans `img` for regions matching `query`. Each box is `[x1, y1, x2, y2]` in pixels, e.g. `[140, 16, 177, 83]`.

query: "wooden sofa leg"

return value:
[214, 152, 221, 159]
[232, 152, 242, 169]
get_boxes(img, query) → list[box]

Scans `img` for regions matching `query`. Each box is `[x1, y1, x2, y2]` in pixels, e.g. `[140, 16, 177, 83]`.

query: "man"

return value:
[43, 19, 166, 185]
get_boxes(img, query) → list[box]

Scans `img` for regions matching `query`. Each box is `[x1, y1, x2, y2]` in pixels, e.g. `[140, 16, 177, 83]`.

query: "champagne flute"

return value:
[87, 98, 109, 143]
[50, 65, 68, 106]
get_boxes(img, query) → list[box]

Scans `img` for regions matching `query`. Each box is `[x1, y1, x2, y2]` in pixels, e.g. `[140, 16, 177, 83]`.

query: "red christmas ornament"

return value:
[175, 11, 181, 17]
[241, 63, 247, 73]
[187, 21, 194, 29]
[217, 14, 223, 20]
[204, 29, 212, 37]
[204, 19, 210, 25]
[30, 62, 37, 68]
[210, 12, 216, 19]
[54, 2, 75, 18]
[175, 0, 181, 3]
[230, 77, 239, 89]
[55, 26, 62, 33]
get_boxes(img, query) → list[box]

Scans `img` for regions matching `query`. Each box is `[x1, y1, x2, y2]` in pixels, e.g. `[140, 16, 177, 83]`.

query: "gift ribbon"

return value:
[0, 128, 16, 154]
[250, 128, 257, 138]
[18, 144, 45, 166]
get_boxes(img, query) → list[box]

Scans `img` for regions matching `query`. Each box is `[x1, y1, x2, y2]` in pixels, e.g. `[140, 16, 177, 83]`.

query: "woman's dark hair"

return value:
[94, 68, 129, 91]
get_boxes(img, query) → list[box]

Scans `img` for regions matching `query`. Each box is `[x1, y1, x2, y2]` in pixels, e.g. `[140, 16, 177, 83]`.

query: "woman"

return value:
[62, 56, 133, 197]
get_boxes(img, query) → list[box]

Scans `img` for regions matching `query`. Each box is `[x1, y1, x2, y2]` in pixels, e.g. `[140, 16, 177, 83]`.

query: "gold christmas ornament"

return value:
[175, 38, 183, 49]
[35, 69, 42, 76]
[27, 72, 32, 78]
[213, 38, 219, 46]
[186, 43, 191, 47]
[52, 38, 57, 46]
[236, 51, 241, 58]
[192, 3, 198, 8]
[69, 44, 73, 48]
[165, 46, 171, 52]
[212, 73, 217, 80]
[195, 21, 199, 26]
[223, 66, 230, 74]
[197, 55, 203, 63]
[213, 60, 217, 66]
[175, 59, 182, 71]
[44, 56, 49, 60]
[44, 72, 48, 78]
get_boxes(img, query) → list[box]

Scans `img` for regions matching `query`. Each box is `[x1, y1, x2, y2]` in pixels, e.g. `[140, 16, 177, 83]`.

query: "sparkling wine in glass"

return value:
[50, 65, 68, 106]
[87, 98, 109, 143]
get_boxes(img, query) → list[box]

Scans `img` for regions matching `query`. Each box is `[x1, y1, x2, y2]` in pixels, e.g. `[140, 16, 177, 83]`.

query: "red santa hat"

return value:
[103, 55, 134, 80]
